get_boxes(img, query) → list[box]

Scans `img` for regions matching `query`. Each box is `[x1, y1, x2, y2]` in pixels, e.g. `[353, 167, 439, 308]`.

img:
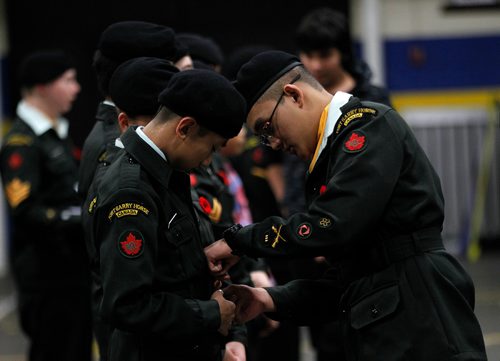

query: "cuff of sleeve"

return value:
[227, 323, 248, 346]
[263, 286, 294, 321]
[186, 299, 221, 331]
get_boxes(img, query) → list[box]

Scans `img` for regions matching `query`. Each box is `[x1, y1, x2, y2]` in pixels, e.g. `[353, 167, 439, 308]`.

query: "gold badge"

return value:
[5, 134, 33, 147]
[208, 198, 222, 223]
[319, 217, 332, 228]
[271, 224, 287, 248]
[88, 197, 97, 214]
[5, 178, 31, 208]
[335, 107, 377, 135]
[46, 208, 57, 220]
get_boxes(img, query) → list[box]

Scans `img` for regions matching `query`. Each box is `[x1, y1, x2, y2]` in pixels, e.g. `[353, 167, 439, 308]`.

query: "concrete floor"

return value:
[1, 250, 499, 361]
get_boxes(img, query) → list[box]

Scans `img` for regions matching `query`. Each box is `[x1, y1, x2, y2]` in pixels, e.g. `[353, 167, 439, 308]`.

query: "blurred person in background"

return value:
[0, 49, 92, 361]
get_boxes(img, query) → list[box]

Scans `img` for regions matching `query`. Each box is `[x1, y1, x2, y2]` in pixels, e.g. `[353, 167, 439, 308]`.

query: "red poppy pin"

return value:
[319, 185, 327, 195]
[190, 174, 198, 187]
[199, 196, 212, 215]
[8, 153, 23, 170]
[118, 231, 144, 258]
[343, 131, 367, 153]
[297, 222, 312, 239]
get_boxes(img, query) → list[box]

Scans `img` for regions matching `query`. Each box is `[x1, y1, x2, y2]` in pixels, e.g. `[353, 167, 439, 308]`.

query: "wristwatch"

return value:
[222, 223, 243, 255]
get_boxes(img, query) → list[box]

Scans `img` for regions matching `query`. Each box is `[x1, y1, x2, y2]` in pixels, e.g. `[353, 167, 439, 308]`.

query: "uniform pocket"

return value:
[163, 215, 206, 281]
[350, 283, 400, 330]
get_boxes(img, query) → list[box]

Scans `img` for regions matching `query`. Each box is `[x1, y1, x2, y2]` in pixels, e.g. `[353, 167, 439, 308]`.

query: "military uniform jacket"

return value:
[228, 94, 486, 360]
[0, 103, 89, 292]
[89, 128, 223, 361]
[78, 101, 119, 201]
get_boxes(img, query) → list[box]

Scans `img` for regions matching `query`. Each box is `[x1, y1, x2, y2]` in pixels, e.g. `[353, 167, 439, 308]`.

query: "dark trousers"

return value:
[18, 290, 92, 361]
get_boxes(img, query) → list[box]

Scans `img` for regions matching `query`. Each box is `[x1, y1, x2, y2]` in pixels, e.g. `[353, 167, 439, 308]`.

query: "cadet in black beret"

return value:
[18, 49, 74, 88]
[205, 50, 487, 361]
[87, 68, 247, 361]
[1, 49, 91, 361]
[79, 21, 186, 204]
[109, 56, 179, 132]
[177, 33, 224, 72]
[158, 69, 245, 140]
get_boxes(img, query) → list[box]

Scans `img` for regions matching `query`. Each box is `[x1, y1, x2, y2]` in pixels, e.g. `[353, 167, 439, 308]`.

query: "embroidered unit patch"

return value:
[297, 222, 312, 239]
[343, 131, 367, 153]
[8, 153, 23, 170]
[318, 217, 332, 228]
[5, 178, 31, 208]
[335, 107, 377, 135]
[108, 203, 150, 221]
[118, 231, 144, 258]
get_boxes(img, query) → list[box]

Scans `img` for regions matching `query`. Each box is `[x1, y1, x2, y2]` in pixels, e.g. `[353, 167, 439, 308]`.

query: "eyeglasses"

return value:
[259, 73, 301, 146]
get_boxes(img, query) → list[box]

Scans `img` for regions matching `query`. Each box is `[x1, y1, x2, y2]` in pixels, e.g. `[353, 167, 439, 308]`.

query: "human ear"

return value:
[284, 84, 303, 106]
[176, 117, 196, 139]
[117, 112, 129, 134]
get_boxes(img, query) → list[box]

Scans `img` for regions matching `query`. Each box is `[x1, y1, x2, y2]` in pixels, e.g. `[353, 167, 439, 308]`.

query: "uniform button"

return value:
[371, 306, 379, 318]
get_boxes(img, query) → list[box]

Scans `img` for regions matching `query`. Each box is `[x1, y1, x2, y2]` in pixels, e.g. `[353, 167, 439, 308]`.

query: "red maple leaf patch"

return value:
[120, 232, 143, 257]
[344, 132, 366, 152]
[8, 153, 23, 170]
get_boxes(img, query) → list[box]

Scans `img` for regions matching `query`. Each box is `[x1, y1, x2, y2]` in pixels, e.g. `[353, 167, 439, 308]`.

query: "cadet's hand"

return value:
[223, 341, 246, 361]
[223, 285, 276, 324]
[204, 239, 240, 277]
[211, 289, 235, 336]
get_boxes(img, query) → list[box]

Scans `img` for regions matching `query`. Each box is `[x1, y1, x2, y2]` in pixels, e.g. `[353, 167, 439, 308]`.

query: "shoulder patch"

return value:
[343, 131, 367, 153]
[5, 178, 31, 208]
[297, 222, 312, 239]
[118, 230, 144, 258]
[108, 202, 150, 221]
[335, 107, 377, 136]
[8, 153, 24, 170]
[5, 134, 34, 147]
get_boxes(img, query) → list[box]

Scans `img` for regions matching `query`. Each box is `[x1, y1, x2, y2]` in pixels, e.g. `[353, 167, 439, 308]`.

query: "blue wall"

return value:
[384, 34, 500, 91]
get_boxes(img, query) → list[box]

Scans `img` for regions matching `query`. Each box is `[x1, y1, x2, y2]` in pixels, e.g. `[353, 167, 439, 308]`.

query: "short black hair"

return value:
[295, 7, 354, 71]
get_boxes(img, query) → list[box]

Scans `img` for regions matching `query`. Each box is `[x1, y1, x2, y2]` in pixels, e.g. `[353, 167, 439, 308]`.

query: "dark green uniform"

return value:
[226, 96, 487, 361]
[0, 112, 92, 361]
[78, 101, 119, 201]
[88, 128, 225, 361]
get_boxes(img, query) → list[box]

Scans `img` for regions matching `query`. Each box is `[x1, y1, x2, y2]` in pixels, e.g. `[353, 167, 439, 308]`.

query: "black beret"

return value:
[222, 44, 273, 81]
[177, 33, 224, 66]
[109, 57, 179, 117]
[98, 21, 178, 63]
[234, 50, 302, 111]
[158, 69, 245, 139]
[18, 50, 74, 88]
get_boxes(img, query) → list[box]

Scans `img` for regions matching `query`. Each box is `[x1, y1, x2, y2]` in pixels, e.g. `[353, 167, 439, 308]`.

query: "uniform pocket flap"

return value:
[350, 283, 400, 330]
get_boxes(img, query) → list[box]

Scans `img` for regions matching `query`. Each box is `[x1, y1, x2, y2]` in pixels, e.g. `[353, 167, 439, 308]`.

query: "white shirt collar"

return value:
[135, 126, 167, 161]
[314, 91, 352, 161]
[16, 100, 69, 138]
[102, 99, 116, 107]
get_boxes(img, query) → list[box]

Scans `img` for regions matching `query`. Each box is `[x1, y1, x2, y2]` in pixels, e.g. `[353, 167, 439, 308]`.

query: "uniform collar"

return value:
[120, 127, 173, 186]
[308, 91, 352, 173]
[135, 126, 166, 161]
[16, 100, 69, 138]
